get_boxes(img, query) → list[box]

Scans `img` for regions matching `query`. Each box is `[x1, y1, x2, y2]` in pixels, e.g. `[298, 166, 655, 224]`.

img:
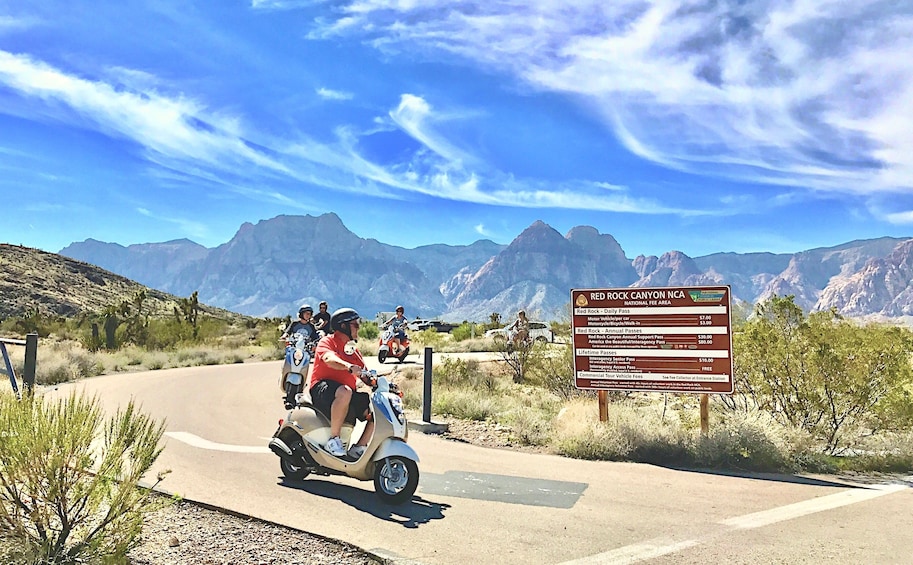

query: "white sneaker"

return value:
[325, 436, 345, 456]
[347, 445, 366, 459]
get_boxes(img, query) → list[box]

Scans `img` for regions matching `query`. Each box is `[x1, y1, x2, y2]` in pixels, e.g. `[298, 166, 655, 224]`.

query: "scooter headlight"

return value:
[389, 394, 403, 415]
[376, 391, 405, 425]
[390, 394, 405, 425]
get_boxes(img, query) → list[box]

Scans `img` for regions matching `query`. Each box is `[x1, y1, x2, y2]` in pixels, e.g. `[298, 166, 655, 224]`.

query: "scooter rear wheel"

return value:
[373, 456, 419, 505]
[280, 457, 310, 481]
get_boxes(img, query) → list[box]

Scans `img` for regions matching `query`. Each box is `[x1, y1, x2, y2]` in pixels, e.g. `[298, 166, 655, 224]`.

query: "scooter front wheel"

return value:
[280, 457, 310, 481]
[373, 456, 419, 505]
[378, 350, 388, 363]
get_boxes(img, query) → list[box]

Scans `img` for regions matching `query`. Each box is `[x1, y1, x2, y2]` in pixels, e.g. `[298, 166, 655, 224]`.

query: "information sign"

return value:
[571, 286, 733, 393]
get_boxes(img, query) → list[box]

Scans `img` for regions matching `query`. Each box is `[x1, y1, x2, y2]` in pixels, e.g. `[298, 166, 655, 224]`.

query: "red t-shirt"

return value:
[308, 332, 365, 390]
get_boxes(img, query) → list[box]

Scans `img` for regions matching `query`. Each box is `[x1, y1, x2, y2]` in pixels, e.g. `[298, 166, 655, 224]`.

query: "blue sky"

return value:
[1, 1, 912, 259]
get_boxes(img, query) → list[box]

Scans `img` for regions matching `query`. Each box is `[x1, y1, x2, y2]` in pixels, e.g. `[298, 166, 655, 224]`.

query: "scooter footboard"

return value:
[371, 438, 419, 463]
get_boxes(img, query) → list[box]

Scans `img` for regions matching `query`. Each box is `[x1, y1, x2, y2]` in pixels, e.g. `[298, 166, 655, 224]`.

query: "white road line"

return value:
[561, 482, 908, 565]
[560, 538, 701, 565]
[720, 483, 908, 529]
[165, 431, 271, 454]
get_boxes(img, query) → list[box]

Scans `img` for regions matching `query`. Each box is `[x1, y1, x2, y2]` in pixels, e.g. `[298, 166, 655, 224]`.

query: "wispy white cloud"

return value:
[884, 211, 913, 225]
[308, 0, 913, 194]
[251, 0, 325, 9]
[0, 15, 37, 31]
[388, 94, 477, 166]
[0, 50, 289, 175]
[316, 87, 354, 100]
[474, 223, 490, 237]
[0, 46, 705, 217]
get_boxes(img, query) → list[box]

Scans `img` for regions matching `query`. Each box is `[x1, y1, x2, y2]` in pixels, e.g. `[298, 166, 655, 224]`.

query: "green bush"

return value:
[524, 342, 579, 399]
[432, 357, 499, 392]
[451, 323, 484, 342]
[432, 388, 503, 421]
[735, 296, 913, 453]
[359, 321, 379, 341]
[413, 329, 446, 348]
[0, 391, 169, 564]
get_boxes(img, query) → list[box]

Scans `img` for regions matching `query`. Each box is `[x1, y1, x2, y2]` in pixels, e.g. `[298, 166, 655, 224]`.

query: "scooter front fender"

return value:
[371, 438, 419, 463]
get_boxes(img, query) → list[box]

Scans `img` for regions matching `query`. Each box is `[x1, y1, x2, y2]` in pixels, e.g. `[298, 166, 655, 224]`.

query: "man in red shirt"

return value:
[308, 308, 374, 458]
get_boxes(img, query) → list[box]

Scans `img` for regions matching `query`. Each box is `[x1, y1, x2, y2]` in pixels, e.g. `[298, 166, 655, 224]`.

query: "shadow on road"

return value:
[277, 477, 450, 528]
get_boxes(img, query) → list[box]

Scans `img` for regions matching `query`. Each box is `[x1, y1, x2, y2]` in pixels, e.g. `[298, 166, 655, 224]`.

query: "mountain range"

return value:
[56, 213, 913, 323]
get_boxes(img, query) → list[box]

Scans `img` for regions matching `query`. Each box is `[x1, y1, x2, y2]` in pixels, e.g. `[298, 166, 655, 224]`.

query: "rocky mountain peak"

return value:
[633, 250, 708, 288]
[505, 220, 570, 254]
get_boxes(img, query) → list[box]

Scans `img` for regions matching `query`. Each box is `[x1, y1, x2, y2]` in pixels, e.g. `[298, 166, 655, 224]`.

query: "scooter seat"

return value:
[294, 392, 333, 423]
[294, 389, 315, 407]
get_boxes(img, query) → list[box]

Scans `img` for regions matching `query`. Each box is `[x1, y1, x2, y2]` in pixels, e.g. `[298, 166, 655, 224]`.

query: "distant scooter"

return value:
[268, 368, 420, 505]
[278, 332, 320, 410]
[378, 326, 410, 364]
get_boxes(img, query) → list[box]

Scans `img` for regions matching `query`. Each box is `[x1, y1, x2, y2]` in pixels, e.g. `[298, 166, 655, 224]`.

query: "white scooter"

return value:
[268, 369, 420, 505]
[278, 332, 320, 410]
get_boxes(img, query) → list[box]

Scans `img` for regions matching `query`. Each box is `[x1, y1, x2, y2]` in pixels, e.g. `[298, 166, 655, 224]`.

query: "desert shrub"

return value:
[358, 321, 379, 341]
[432, 388, 504, 421]
[735, 296, 913, 453]
[0, 390, 169, 564]
[412, 329, 446, 348]
[693, 411, 792, 472]
[451, 323, 485, 342]
[143, 318, 188, 350]
[175, 348, 217, 366]
[502, 404, 553, 446]
[553, 399, 690, 464]
[837, 432, 913, 473]
[524, 342, 579, 400]
[146, 352, 168, 371]
[432, 357, 501, 393]
[13, 340, 104, 385]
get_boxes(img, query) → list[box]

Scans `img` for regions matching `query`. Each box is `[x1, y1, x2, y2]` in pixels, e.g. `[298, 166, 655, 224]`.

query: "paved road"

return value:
[46, 357, 913, 565]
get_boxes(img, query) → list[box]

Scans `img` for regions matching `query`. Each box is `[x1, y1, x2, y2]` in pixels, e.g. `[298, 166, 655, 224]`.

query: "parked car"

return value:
[485, 321, 554, 343]
[408, 319, 459, 333]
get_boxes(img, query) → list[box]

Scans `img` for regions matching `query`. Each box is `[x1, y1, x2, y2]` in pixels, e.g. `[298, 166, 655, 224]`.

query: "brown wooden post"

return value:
[700, 393, 709, 435]
[598, 390, 608, 422]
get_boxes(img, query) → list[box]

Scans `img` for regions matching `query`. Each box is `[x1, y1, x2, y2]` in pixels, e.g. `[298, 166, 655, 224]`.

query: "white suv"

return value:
[485, 321, 554, 343]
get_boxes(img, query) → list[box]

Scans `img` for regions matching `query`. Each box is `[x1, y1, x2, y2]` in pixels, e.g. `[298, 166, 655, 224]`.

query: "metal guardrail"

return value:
[0, 333, 37, 398]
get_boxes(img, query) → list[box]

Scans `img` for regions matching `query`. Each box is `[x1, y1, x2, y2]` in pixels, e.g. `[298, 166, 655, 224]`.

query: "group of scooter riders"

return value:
[279, 302, 408, 458]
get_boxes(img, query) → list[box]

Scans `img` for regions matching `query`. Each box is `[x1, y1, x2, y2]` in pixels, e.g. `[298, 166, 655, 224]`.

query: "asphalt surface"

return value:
[45, 356, 913, 565]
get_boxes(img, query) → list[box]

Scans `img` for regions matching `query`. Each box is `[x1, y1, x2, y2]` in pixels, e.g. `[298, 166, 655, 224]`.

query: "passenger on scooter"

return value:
[382, 306, 408, 354]
[312, 301, 330, 335]
[281, 305, 317, 342]
[308, 308, 374, 458]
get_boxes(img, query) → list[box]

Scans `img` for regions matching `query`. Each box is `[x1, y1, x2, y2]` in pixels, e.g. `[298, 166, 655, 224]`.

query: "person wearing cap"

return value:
[307, 307, 374, 458]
